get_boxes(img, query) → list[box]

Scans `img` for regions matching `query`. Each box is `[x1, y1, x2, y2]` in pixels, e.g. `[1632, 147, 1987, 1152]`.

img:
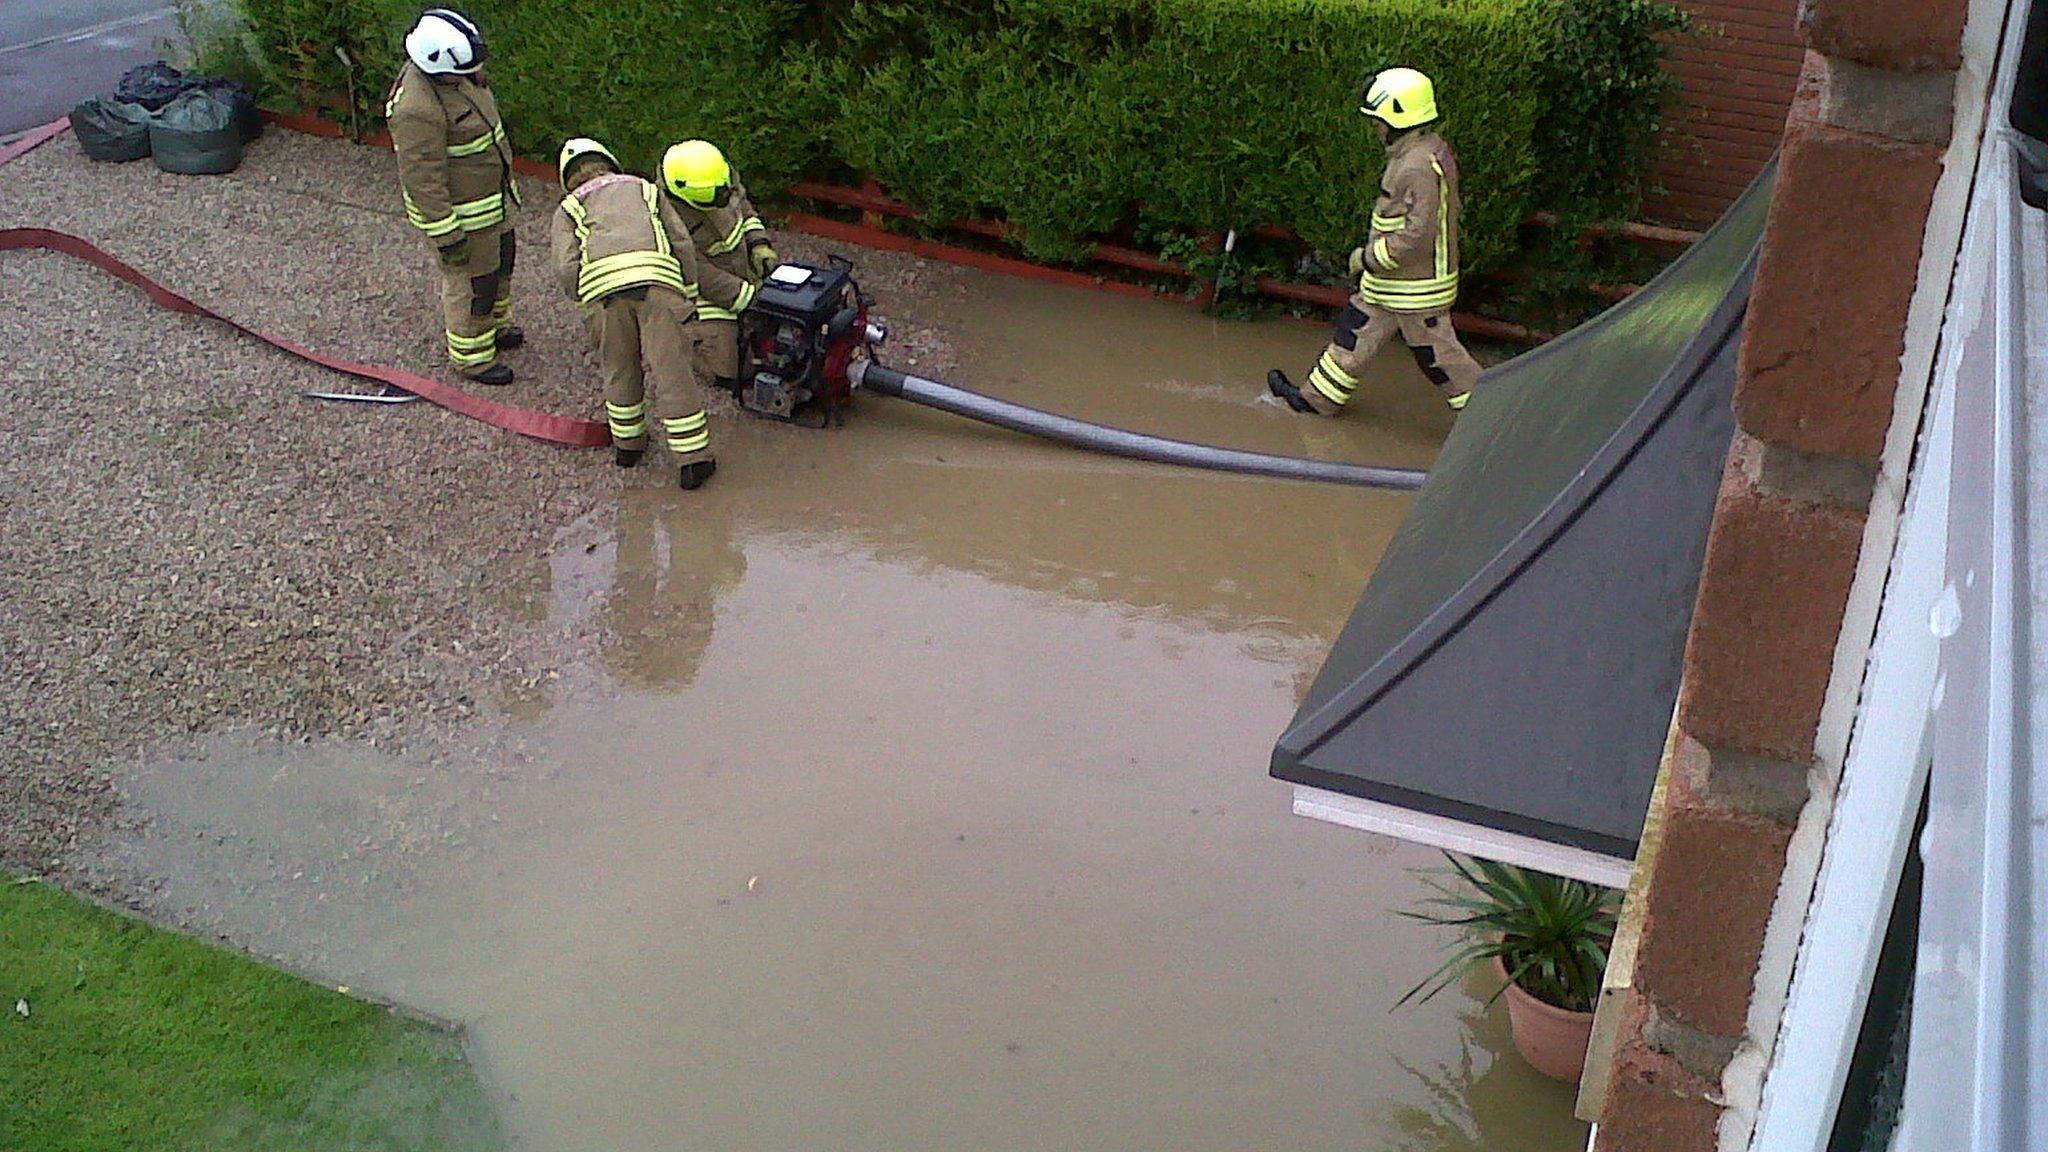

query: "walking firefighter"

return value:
[659, 139, 777, 397]
[387, 7, 523, 385]
[551, 137, 748, 490]
[1268, 67, 1483, 416]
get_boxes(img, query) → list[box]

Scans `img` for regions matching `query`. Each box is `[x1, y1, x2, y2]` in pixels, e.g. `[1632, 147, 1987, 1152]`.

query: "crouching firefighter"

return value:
[551, 138, 723, 489]
[659, 140, 775, 397]
[1269, 67, 1482, 416]
[387, 7, 523, 385]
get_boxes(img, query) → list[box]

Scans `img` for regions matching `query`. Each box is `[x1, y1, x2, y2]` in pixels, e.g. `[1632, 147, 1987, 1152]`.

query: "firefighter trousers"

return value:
[694, 317, 741, 390]
[440, 227, 516, 377]
[586, 284, 712, 466]
[1303, 299, 1480, 415]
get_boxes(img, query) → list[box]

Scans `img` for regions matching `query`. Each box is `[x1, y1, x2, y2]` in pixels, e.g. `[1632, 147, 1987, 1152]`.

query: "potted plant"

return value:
[1397, 854, 1621, 1083]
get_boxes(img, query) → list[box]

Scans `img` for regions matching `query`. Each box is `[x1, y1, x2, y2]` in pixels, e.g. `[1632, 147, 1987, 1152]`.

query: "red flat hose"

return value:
[0, 118, 607, 448]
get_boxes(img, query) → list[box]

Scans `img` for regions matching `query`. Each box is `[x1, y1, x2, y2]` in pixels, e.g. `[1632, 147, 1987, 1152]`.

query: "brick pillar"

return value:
[1649, 0, 1806, 230]
[1593, 0, 1968, 1146]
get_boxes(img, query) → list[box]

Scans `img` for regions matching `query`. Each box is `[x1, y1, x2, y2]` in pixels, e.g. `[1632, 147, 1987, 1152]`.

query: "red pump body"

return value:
[736, 259, 870, 426]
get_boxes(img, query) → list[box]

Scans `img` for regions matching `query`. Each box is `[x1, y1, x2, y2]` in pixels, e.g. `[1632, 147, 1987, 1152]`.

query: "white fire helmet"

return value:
[405, 8, 486, 75]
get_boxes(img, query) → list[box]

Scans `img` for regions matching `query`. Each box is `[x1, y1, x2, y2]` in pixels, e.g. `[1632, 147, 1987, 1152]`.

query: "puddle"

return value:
[95, 266, 1587, 1150]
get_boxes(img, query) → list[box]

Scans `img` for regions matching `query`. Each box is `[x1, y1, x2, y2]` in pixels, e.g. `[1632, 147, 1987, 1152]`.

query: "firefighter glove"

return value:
[1347, 246, 1366, 279]
[436, 236, 472, 269]
[749, 243, 779, 279]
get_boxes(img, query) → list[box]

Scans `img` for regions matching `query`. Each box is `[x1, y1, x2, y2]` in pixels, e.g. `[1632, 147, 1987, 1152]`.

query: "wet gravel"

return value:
[0, 129, 962, 878]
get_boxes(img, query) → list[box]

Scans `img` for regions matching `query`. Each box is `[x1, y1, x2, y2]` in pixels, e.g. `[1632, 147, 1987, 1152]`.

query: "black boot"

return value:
[712, 375, 741, 394]
[1266, 370, 1316, 414]
[470, 362, 514, 386]
[613, 446, 644, 469]
[495, 325, 526, 350]
[678, 459, 717, 491]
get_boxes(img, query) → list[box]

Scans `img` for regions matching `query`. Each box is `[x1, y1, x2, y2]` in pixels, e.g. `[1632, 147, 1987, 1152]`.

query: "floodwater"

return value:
[97, 271, 1589, 1151]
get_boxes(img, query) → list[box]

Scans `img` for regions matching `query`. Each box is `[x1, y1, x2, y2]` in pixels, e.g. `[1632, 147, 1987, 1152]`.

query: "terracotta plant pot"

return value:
[1495, 957, 1595, 1083]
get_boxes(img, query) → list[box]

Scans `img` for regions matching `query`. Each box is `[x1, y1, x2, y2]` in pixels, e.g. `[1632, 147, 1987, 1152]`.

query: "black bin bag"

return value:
[115, 61, 188, 112]
[70, 97, 155, 163]
[149, 89, 245, 175]
[186, 76, 263, 143]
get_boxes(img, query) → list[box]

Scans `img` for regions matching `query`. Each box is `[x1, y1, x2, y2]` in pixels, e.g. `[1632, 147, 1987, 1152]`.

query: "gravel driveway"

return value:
[0, 127, 959, 878]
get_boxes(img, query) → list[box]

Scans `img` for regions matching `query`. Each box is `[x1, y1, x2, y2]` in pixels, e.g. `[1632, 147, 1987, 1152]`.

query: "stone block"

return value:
[1595, 1031, 1723, 1152]
[1799, 0, 1966, 72]
[1812, 51, 1957, 144]
[1632, 794, 1796, 1037]
[1670, 729, 1812, 825]
[1735, 117, 1942, 463]
[1679, 470, 1866, 761]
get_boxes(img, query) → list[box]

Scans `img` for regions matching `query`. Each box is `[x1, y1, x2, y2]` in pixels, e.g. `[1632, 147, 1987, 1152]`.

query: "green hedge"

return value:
[197, 0, 1685, 274]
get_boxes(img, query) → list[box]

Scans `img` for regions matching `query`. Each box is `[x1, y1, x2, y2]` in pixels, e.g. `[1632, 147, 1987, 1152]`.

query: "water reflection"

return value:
[598, 489, 748, 689]
[1381, 982, 1587, 1152]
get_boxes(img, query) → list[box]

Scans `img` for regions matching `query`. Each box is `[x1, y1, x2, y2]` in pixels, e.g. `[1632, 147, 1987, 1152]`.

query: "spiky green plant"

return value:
[1396, 854, 1620, 1013]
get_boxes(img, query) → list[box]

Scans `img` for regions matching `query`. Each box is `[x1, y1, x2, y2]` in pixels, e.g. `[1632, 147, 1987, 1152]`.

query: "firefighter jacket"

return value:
[386, 62, 518, 244]
[550, 173, 705, 306]
[666, 176, 769, 322]
[551, 172, 758, 322]
[1358, 127, 1462, 313]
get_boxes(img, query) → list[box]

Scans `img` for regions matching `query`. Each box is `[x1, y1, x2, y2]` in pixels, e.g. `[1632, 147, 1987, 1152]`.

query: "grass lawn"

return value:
[0, 876, 502, 1152]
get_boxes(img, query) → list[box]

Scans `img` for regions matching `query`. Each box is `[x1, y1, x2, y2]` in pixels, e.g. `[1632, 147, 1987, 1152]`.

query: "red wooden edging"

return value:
[785, 212, 1178, 302]
[260, 110, 557, 181]
[0, 116, 71, 166]
[789, 181, 1191, 278]
[787, 179, 1553, 344]
[1262, 216, 1703, 251]
[1249, 277, 1348, 309]
[1526, 210, 1704, 249]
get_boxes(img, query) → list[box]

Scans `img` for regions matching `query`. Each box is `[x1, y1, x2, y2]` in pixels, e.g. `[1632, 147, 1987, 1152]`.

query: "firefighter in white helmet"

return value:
[1268, 67, 1483, 416]
[386, 8, 522, 384]
[552, 137, 745, 490]
[659, 139, 774, 398]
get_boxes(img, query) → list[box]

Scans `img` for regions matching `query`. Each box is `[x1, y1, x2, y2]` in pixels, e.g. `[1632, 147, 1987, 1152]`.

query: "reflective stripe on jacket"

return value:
[662, 177, 763, 322]
[386, 62, 518, 240]
[1358, 128, 1461, 313]
[674, 175, 768, 267]
[690, 279, 757, 323]
[549, 173, 702, 307]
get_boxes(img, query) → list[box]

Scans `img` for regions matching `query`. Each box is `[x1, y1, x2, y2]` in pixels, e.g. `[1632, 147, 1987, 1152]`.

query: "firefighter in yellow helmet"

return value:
[386, 8, 522, 385]
[1268, 67, 1483, 416]
[659, 140, 776, 396]
[549, 137, 732, 489]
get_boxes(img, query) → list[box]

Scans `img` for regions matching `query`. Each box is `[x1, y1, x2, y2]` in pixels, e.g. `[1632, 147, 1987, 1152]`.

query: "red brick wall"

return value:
[1594, 0, 1968, 1143]
[1647, 0, 1806, 228]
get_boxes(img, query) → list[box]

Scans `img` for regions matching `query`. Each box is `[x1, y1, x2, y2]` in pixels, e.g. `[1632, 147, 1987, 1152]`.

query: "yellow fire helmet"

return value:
[662, 140, 732, 207]
[1360, 67, 1438, 130]
[558, 136, 621, 188]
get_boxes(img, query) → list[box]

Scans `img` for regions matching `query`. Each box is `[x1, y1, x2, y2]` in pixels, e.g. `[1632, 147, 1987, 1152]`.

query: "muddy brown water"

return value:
[95, 270, 1588, 1151]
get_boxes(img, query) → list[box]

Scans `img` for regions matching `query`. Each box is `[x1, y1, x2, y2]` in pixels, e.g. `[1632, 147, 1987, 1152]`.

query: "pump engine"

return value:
[734, 257, 885, 426]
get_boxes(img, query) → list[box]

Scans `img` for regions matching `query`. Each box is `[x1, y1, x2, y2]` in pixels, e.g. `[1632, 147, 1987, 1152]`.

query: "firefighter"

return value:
[551, 137, 738, 489]
[387, 8, 521, 385]
[658, 140, 775, 397]
[1268, 67, 1483, 416]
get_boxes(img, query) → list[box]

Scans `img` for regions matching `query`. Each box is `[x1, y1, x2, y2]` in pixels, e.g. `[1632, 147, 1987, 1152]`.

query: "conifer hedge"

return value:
[202, 0, 1686, 273]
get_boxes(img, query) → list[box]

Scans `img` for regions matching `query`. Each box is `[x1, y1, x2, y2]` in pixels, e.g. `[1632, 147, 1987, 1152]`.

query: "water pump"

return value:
[728, 257, 1418, 489]
[734, 257, 885, 426]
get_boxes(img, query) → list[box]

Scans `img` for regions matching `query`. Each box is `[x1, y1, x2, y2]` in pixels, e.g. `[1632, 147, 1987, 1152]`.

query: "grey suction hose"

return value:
[849, 361, 1426, 491]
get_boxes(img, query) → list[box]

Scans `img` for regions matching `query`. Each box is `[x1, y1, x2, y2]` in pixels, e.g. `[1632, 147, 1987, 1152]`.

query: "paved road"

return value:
[0, 1, 183, 137]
